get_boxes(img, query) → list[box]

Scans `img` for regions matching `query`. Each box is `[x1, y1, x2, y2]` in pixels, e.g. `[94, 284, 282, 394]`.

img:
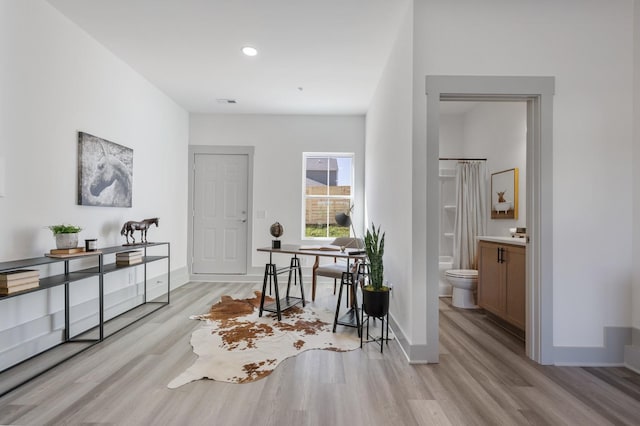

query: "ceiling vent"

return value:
[216, 98, 237, 104]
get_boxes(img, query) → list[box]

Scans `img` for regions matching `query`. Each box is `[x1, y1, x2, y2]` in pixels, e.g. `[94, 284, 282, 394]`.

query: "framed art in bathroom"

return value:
[491, 168, 518, 219]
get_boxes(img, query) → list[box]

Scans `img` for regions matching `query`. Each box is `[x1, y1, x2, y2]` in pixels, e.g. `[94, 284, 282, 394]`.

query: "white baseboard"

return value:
[554, 326, 632, 366]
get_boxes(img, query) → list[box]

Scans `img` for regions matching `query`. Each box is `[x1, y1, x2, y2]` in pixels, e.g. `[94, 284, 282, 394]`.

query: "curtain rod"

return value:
[439, 157, 487, 161]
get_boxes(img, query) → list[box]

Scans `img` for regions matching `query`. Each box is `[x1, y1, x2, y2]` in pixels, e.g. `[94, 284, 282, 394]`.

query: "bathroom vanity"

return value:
[477, 236, 526, 334]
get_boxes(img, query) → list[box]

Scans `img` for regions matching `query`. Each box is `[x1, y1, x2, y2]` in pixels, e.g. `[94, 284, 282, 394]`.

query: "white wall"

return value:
[365, 3, 416, 354]
[439, 102, 527, 249]
[460, 102, 527, 236]
[189, 114, 365, 269]
[439, 115, 464, 158]
[633, 0, 640, 333]
[0, 1, 189, 370]
[415, 0, 634, 349]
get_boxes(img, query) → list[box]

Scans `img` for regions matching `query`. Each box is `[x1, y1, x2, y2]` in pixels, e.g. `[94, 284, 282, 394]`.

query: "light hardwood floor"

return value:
[1, 281, 640, 425]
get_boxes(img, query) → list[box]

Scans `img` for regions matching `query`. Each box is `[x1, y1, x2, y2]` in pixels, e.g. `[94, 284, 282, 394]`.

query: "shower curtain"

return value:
[452, 161, 486, 270]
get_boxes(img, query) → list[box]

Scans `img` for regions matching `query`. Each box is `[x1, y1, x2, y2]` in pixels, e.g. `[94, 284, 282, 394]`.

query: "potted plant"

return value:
[362, 223, 390, 317]
[48, 224, 83, 249]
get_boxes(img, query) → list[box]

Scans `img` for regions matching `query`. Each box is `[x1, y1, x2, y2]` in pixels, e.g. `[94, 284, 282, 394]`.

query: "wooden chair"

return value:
[312, 237, 364, 299]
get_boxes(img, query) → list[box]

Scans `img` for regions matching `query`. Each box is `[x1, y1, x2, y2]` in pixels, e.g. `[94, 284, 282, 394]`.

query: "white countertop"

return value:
[477, 236, 527, 246]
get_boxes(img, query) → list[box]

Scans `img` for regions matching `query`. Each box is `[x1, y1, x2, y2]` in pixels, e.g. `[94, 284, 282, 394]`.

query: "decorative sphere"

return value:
[270, 222, 284, 238]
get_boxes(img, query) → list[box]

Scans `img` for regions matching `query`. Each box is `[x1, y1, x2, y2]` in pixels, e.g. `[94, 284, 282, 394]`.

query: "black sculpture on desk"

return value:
[120, 217, 159, 245]
[270, 221, 283, 249]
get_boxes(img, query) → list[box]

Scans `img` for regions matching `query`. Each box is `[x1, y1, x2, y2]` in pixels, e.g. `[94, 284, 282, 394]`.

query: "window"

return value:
[303, 153, 354, 239]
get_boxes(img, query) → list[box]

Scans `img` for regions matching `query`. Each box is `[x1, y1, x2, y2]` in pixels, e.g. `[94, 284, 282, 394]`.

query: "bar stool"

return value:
[333, 262, 369, 336]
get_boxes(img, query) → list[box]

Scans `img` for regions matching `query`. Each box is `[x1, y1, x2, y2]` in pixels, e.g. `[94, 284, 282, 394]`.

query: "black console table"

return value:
[0, 242, 170, 397]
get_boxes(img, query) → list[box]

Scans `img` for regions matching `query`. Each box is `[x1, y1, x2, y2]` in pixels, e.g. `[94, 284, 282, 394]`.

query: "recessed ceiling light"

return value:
[242, 46, 258, 57]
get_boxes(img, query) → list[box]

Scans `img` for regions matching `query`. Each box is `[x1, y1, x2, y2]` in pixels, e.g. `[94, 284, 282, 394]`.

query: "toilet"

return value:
[445, 269, 479, 309]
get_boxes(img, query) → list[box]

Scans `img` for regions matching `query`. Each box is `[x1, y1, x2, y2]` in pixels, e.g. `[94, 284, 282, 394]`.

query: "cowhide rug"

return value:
[168, 291, 360, 388]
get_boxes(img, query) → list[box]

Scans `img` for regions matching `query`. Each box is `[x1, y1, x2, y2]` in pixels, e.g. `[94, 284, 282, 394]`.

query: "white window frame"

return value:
[301, 152, 355, 240]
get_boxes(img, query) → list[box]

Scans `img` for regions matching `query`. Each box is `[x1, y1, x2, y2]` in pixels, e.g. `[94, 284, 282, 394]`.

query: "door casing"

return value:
[426, 76, 555, 364]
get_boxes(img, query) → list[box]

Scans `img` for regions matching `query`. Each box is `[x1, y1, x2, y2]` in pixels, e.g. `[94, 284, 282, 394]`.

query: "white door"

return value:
[192, 154, 248, 274]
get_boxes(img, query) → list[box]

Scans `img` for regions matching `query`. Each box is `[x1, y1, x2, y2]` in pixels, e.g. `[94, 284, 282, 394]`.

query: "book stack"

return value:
[50, 247, 85, 255]
[116, 250, 143, 266]
[0, 269, 40, 295]
[47, 247, 101, 258]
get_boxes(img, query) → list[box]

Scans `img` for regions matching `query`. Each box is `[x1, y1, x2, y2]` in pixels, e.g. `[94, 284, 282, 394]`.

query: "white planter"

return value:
[55, 233, 79, 249]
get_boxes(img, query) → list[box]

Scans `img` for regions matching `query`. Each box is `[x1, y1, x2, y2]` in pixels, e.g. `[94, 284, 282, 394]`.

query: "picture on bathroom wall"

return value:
[77, 132, 133, 207]
[491, 168, 518, 219]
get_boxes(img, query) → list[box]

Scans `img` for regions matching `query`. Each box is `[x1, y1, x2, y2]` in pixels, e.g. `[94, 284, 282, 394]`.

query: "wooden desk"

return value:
[257, 244, 366, 301]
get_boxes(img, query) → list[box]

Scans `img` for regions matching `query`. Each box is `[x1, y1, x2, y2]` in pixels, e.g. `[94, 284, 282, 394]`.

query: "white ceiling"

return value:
[48, 0, 409, 115]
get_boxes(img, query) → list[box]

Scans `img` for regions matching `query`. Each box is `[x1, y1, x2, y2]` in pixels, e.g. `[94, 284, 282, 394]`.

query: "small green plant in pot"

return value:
[363, 223, 390, 317]
[48, 224, 83, 249]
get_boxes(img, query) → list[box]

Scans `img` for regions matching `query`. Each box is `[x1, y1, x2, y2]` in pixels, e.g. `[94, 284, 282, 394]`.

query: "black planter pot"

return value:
[362, 288, 390, 317]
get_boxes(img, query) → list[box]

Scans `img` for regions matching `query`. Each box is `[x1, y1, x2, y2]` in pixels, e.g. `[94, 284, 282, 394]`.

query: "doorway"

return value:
[189, 145, 254, 276]
[438, 100, 528, 345]
[426, 76, 555, 364]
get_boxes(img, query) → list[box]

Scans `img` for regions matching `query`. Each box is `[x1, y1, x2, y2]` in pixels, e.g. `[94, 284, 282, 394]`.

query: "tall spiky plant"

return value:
[364, 223, 387, 291]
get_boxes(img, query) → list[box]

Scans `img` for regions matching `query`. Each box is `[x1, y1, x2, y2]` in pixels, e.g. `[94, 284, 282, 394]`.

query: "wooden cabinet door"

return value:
[504, 245, 526, 330]
[477, 241, 505, 316]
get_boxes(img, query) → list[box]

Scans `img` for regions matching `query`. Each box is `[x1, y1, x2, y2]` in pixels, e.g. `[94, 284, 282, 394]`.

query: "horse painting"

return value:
[120, 218, 159, 244]
[78, 132, 133, 207]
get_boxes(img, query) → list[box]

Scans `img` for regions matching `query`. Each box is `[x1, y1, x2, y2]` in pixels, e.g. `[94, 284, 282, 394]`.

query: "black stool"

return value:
[333, 271, 361, 336]
[332, 262, 370, 336]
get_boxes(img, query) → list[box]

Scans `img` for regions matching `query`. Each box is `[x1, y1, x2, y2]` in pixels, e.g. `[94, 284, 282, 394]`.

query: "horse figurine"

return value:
[120, 218, 159, 245]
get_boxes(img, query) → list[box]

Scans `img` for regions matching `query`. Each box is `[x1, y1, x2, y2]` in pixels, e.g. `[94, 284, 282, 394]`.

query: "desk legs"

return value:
[333, 271, 361, 337]
[260, 263, 281, 320]
[311, 255, 319, 302]
[286, 256, 305, 305]
[259, 256, 305, 321]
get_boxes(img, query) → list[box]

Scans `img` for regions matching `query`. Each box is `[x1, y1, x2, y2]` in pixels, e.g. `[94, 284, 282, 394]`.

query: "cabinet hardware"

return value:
[497, 247, 506, 263]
